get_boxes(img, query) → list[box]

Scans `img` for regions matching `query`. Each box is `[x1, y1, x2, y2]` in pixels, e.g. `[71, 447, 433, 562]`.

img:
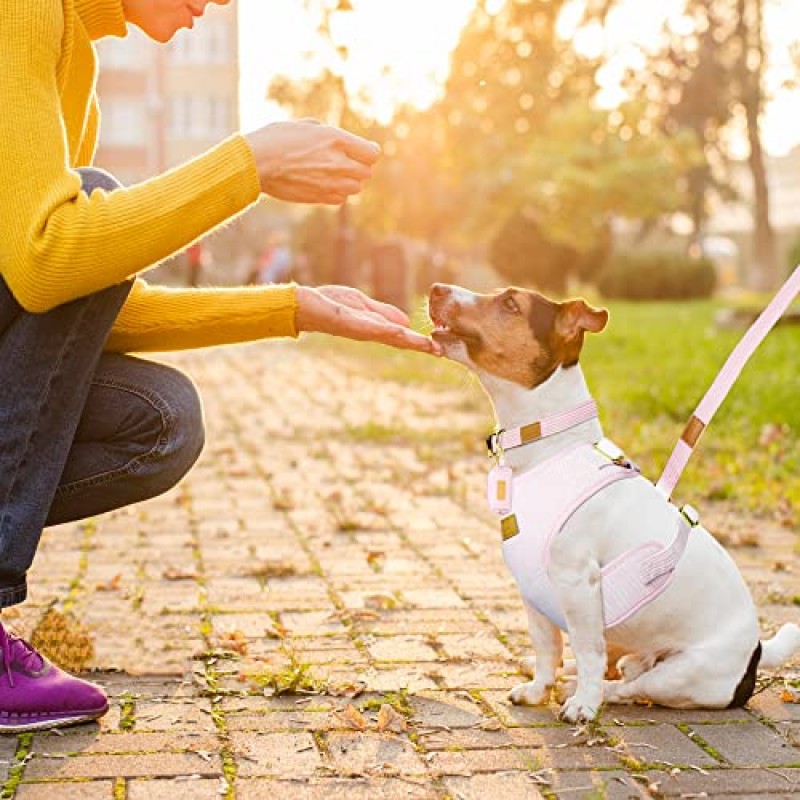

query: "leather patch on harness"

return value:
[501, 514, 519, 541]
[520, 421, 542, 443]
[681, 415, 705, 447]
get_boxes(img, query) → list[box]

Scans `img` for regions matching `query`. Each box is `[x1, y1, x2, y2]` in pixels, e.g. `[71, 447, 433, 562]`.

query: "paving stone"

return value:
[325, 732, 426, 774]
[442, 771, 545, 798]
[690, 720, 800, 766]
[22, 752, 222, 780]
[128, 777, 226, 798]
[30, 730, 220, 756]
[645, 766, 800, 796]
[425, 746, 532, 775]
[479, 689, 561, 725]
[230, 731, 322, 777]
[407, 691, 488, 728]
[16, 781, 115, 799]
[604, 723, 720, 768]
[236, 777, 437, 799]
[436, 633, 513, 660]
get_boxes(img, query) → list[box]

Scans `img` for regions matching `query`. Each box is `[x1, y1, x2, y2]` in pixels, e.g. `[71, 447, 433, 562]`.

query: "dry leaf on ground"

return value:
[376, 703, 407, 733]
[339, 703, 368, 730]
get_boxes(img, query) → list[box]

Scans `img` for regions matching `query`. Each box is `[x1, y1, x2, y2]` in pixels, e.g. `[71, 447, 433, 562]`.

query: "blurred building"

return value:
[93, 1, 240, 185]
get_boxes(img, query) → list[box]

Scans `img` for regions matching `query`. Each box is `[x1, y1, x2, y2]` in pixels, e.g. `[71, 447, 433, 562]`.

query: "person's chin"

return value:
[137, 19, 183, 43]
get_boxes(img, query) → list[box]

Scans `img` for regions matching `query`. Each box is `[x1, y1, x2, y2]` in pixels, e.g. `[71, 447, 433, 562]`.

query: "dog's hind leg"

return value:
[509, 599, 563, 706]
[603, 649, 735, 710]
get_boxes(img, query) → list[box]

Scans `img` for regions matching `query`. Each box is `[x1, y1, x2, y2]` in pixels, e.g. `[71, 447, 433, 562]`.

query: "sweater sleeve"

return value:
[0, 3, 262, 314]
[104, 279, 299, 353]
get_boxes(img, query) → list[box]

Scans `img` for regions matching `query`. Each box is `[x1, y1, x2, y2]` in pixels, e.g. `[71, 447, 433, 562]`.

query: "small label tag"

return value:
[487, 464, 513, 515]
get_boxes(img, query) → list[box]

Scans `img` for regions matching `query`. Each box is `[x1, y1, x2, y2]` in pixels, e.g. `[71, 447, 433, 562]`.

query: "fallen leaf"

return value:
[329, 681, 367, 699]
[163, 566, 198, 581]
[95, 573, 122, 591]
[364, 593, 399, 610]
[339, 703, 368, 731]
[376, 703, 407, 733]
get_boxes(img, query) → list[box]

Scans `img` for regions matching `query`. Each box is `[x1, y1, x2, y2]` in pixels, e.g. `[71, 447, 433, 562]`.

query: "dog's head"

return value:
[427, 284, 608, 390]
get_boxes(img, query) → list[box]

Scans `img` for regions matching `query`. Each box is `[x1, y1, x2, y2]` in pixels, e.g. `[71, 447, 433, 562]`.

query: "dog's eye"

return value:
[502, 294, 520, 314]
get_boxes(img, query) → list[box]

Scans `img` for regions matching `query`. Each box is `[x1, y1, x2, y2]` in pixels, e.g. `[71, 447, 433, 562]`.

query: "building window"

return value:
[96, 29, 153, 70]
[168, 19, 231, 65]
[169, 94, 232, 140]
[101, 99, 147, 146]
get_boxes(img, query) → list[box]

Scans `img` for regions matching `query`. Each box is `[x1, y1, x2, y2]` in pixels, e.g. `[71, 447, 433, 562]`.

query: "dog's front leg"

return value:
[509, 599, 563, 706]
[550, 550, 606, 723]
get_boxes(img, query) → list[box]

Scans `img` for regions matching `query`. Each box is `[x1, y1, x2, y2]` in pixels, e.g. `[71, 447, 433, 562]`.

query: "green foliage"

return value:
[597, 252, 717, 300]
[489, 209, 609, 292]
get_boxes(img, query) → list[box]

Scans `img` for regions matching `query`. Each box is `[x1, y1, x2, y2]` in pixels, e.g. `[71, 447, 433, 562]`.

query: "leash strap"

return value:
[656, 264, 800, 500]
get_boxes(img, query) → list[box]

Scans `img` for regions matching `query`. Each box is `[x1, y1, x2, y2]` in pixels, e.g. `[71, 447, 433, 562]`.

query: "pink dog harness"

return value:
[489, 264, 800, 631]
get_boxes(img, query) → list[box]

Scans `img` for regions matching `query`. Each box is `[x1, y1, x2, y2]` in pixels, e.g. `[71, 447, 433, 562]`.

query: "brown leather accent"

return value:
[681, 416, 705, 447]
[520, 421, 542, 443]
[501, 514, 520, 541]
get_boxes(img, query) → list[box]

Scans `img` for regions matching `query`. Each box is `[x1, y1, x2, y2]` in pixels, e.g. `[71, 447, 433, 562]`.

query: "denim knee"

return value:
[76, 167, 123, 195]
[150, 367, 206, 494]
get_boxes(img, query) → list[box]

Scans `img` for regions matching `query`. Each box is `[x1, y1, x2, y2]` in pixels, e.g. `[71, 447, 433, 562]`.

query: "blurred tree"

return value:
[620, 0, 780, 288]
[433, 0, 696, 287]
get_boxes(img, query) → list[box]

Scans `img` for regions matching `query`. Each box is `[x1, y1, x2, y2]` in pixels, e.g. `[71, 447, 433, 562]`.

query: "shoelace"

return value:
[0, 624, 43, 688]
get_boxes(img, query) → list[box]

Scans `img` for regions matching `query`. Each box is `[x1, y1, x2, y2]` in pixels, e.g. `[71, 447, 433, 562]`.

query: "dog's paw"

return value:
[509, 680, 550, 706]
[617, 653, 653, 682]
[602, 680, 637, 705]
[559, 693, 600, 723]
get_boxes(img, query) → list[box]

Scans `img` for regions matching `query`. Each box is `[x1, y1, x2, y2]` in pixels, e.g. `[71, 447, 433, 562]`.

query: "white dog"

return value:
[428, 283, 800, 723]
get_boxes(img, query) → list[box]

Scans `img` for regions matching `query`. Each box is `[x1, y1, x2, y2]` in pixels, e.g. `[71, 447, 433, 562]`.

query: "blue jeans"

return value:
[0, 169, 205, 608]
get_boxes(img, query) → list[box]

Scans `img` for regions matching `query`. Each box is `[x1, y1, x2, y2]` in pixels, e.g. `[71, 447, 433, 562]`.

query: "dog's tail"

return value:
[760, 623, 800, 670]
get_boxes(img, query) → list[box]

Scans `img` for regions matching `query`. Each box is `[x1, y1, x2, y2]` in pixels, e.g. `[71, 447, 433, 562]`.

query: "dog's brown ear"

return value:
[556, 300, 609, 339]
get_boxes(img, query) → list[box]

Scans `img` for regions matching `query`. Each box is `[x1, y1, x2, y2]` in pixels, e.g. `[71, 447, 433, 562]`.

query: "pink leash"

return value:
[657, 264, 800, 501]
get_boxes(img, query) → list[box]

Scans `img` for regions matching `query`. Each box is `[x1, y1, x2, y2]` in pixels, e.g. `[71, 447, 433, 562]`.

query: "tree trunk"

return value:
[738, 0, 778, 290]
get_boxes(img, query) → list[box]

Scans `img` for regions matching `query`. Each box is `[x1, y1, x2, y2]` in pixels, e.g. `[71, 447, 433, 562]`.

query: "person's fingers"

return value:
[317, 287, 410, 326]
[299, 117, 322, 125]
[333, 306, 439, 354]
[341, 163, 373, 182]
[316, 192, 348, 205]
[336, 131, 382, 165]
[336, 178, 364, 196]
[357, 295, 410, 326]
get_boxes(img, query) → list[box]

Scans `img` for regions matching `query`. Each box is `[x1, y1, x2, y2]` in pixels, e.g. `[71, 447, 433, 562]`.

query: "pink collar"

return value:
[486, 399, 599, 458]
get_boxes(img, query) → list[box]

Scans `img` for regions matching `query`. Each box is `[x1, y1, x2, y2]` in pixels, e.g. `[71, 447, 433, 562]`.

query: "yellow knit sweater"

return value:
[0, 0, 298, 352]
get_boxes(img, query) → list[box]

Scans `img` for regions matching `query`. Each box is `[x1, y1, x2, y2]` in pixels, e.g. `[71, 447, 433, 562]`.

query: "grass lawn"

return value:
[301, 298, 800, 529]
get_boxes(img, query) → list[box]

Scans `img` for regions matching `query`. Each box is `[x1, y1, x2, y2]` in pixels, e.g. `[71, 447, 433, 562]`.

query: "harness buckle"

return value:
[486, 430, 505, 459]
[680, 504, 700, 527]
[594, 437, 628, 464]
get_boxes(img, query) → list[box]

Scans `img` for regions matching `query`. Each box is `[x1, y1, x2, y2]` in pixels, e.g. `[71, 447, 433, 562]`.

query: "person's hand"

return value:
[243, 120, 381, 204]
[295, 285, 442, 355]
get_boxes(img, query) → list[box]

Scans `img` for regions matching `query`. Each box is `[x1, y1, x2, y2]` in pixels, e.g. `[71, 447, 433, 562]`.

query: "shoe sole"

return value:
[0, 705, 109, 734]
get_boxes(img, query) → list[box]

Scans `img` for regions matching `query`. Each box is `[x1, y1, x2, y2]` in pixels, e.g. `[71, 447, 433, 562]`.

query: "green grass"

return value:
[300, 297, 800, 526]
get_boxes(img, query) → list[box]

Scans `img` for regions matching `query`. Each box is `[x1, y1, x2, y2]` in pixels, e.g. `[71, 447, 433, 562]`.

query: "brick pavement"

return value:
[1, 341, 798, 799]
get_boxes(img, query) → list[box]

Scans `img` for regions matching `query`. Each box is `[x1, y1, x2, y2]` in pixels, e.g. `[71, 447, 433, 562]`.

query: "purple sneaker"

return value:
[0, 620, 108, 733]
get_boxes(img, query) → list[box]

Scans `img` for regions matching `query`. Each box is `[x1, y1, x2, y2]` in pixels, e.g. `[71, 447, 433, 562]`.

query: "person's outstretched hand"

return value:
[295, 285, 442, 355]
[244, 120, 380, 205]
